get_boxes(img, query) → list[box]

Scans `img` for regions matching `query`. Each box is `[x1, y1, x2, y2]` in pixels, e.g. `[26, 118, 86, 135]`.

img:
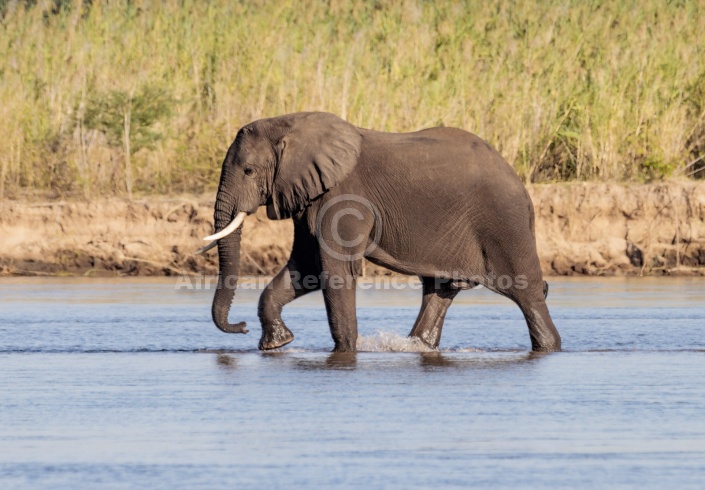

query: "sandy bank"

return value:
[1, 182, 704, 277]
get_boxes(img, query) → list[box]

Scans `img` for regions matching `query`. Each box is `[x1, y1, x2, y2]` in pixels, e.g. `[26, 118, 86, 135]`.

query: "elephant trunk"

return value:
[211, 200, 248, 334]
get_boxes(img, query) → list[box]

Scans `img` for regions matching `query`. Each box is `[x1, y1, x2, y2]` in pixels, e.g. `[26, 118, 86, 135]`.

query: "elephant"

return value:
[198, 112, 561, 353]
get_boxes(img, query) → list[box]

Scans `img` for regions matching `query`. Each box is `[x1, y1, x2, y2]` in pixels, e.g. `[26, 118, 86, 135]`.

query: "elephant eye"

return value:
[244, 167, 255, 176]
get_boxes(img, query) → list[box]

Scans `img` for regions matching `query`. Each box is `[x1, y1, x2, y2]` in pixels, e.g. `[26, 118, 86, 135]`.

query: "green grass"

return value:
[1, 0, 704, 199]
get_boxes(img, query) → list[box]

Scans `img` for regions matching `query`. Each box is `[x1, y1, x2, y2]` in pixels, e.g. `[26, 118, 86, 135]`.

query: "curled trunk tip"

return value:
[211, 226, 248, 334]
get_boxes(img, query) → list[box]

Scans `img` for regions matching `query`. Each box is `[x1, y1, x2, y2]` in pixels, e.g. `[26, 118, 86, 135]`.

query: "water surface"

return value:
[1, 277, 704, 488]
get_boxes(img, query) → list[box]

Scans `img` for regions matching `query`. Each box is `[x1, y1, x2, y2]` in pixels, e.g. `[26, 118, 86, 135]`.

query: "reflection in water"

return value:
[215, 353, 237, 370]
[291, 352, 358, 371]
[325, 352, 357, 369]
[245, 350, 552, 372]
[418, 351, 548, 369]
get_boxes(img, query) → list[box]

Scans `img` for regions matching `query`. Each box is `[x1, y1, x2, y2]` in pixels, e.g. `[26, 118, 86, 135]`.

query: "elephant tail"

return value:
[543, 281, 549, 299]
[528, 198, 537, 242]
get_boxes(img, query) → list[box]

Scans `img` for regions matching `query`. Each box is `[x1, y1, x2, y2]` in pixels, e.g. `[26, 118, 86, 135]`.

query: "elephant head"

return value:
[200, 112, 362, 334]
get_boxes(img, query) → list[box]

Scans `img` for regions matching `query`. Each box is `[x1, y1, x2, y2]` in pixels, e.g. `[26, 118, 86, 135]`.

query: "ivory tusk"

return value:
[194, 240, 218, 255]
[203, 211, 247, 241]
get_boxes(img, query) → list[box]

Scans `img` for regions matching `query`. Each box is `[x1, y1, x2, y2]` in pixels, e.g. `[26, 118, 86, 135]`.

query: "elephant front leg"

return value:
[321, 264, 359, 352]
[258, 223, 322, 350]
[257, 265, 295, 350]
[408, 277, 459, 348]
[258, 262, 321, 350]
[315, 197, 373, 352]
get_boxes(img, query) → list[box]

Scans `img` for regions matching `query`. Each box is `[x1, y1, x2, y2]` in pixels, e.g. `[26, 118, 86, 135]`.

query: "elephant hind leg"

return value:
[504, 281, 561, 352]
[408, 277, 460, 349]
[479, 230, 560, 351]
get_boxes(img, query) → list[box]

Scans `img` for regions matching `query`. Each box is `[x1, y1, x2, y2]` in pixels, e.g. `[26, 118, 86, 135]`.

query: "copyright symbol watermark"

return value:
[316, 194, 382, 261]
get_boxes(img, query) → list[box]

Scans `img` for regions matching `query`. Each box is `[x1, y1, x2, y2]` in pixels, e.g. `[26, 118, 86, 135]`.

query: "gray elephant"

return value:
[198, 112, 561, 352]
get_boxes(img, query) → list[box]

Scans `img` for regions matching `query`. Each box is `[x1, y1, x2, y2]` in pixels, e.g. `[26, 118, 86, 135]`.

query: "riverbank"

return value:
[1, 182, 704, 277]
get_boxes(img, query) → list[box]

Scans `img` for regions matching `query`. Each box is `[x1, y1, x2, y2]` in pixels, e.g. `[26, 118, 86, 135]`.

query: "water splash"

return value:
[356, 331, 434, 352]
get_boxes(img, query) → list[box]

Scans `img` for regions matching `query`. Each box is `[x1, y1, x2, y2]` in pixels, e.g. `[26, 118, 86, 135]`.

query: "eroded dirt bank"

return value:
[1, 182, 704, 277]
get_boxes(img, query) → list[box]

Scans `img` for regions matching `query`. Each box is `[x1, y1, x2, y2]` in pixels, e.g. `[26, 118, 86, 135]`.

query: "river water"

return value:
[1, 277, 704, 489]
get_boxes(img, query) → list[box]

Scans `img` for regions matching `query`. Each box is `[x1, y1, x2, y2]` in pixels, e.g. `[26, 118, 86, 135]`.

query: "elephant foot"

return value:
[531, 342, 561, 353]
[409, 334, 437, 350]
[259, 320, 295, 350]
[332, 346, 356, 353]
[530, 333, 562, 352]
[332, 339, 357, 353]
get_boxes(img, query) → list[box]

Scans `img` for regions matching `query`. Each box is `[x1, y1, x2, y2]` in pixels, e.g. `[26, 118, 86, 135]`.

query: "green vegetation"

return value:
[83, 84, 174, 199]
[1, 0, 704, 198]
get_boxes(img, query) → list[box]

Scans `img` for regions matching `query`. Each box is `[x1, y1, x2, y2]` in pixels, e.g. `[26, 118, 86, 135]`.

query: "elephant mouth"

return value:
[194, 211, 247, 255]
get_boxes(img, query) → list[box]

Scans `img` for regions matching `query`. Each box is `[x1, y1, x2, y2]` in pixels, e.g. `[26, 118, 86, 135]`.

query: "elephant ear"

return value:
[268, 112, 362, 219]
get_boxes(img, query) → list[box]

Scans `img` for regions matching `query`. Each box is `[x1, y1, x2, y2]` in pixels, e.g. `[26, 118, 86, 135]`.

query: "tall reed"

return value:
[1, 0, 704, 198]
